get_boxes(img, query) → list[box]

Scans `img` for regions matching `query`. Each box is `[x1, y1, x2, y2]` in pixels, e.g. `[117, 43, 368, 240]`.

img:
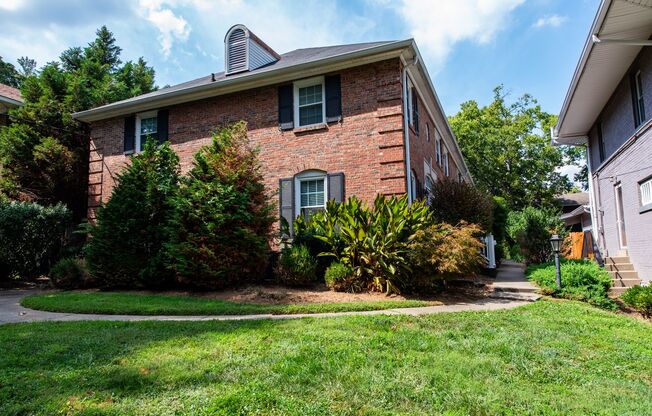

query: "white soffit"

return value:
[557, 0, 652, 141]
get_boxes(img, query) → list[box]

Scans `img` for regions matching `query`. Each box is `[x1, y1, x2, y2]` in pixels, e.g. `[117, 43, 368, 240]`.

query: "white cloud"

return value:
[0, 0, 24, 11]
[138, 0, 191, 58]
[533, 14, 568, 29]
[397, 0, 525, 69]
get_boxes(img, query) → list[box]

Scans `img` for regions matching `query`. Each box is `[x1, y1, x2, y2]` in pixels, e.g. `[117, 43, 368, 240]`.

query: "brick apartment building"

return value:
[73, 25, 471, 234]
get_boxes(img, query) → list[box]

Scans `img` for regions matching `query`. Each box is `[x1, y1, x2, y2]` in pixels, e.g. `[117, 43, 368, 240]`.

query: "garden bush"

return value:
[621, 285, 652, 318]
[428, 178, 493, 232]
[85, 138, 180, 289]
[0, 201, 71, 280]
[166, 122, 275, 290]
[304, 195, 432, 294]
[507, 206, 564, 264]
[276, 244, 318, 286]
[324, 262, 357, 292]
[407, 222, 485, 289]
[526, 259, 615, 309]
[49, 257, 91, 289]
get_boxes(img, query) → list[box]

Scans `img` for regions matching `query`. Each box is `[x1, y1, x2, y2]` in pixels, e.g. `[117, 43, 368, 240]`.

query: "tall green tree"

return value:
[0, 56, 20, 87]
[0, 26, 157, 221]
[449, 86, 584, 210]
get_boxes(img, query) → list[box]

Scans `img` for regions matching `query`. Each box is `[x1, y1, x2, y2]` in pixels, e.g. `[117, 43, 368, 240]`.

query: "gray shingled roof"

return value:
[98, 41, 396, 108]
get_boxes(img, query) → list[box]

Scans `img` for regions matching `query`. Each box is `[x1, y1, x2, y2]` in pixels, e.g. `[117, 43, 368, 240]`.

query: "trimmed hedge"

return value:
[0, 201, 71, 280]
[621, 286, 652, 318]
[526, 259, 615, 309]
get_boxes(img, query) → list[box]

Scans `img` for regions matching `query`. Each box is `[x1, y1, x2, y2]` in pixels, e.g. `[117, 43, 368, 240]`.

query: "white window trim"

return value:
[641, 178, 652, 206]
[294, 171, 328, 218]
[444, 150, 450, 177]
[293, 76, 326, 128]
[435, 131, 442, 165]
[135, 110, 158, 152]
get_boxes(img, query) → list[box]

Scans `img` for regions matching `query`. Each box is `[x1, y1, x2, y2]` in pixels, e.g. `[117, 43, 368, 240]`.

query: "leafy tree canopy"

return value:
[449, 86, 585, 210]
[0, 56, 20, 88]
[0, 26, 157, 220]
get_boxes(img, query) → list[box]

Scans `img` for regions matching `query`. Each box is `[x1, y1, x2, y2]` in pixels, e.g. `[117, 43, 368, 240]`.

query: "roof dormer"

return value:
[224, 24, 280, 75]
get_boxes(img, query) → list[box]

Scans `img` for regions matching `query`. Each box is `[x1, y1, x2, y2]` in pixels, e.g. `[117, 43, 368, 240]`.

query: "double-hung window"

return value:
[296, 172, 327, 219]
[443, 150, 450, 177]
[137, 111, 158, 152]
[294, 76, 325, 127]
[633, 70, 645, 127]
[641, 178, 652, 208]
[435, 130, 442, 165]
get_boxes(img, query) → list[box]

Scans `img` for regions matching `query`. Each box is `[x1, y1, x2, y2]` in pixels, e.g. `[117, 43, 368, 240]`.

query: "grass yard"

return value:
[1, 300, 651, 415]
[21, 291, 434, 315]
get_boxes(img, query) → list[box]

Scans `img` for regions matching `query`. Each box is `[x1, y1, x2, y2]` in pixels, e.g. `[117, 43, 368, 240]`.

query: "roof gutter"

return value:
[0, 96, 23, 107]
[73, 39, 413, 123]
[554, 0, 612, 138]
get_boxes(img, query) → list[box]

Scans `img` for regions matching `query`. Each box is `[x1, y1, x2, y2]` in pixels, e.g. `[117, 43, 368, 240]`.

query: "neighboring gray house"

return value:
[557, 192, 592, 232]
[553, 0, 652, 291]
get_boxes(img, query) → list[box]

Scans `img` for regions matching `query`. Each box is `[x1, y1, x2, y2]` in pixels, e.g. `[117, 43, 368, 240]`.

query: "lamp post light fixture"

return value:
[550, 234, 563, 289]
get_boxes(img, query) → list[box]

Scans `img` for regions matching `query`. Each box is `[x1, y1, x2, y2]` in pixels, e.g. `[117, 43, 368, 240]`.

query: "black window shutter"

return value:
[327, 172, 345, 203]
[279, 178, 294, 236]
[124, 115, 135, 153]
[325, 74, 342, 122]
[157, 109, 169, 144]
[412, 89, 419, 134]
[278, 85, 294, 130]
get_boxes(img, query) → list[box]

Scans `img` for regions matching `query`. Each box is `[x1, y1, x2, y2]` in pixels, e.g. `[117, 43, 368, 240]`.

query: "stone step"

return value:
[608, 270, 639, 280]
[488, 291, 541, 302]
[604, 256, 630, 265]
[611, 278, 642, 288]
[604, 263, 635, 271]
[608, 286, 632, 296]
[491, 286, 538, 294]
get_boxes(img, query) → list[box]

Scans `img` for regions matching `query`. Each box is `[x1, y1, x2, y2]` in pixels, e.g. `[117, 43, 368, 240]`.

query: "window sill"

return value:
[124, 150, 135, 156]
[409, 124, 419, 136]
[640, 203, 652, 214]
[294, 123, 328, 134]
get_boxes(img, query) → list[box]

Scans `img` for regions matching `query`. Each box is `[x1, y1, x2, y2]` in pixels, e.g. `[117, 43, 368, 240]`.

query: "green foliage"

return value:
[407, 222, 485, 286]
[526, 259, 615, 309]
[166, 122, 275, 290]
[507, 206, 564, 264]
[0, 56, 20, 87]
[449, 86, 584, 210]
[324, 262, 357, 292]
[49, 257, 90, 289]
[276, 245, 318, 287]
[307, 195, 432, 294]
[0, 201, 71, 280]
[621, 285, 652, 318]
[0, 26, 156, 221]
[85, 139, 180, 289]
[428, 178, 493, 232]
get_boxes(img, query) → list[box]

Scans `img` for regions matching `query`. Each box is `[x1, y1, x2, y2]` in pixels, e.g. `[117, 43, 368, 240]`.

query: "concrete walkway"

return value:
[488, 260, 540, 301]
[0, 262, 535, 324]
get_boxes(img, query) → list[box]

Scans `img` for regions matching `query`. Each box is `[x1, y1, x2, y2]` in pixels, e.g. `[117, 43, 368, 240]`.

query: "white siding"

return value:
[248, 39, 277, 71]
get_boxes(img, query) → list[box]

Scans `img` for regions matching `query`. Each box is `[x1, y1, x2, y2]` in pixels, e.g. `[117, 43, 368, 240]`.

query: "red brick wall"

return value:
[87, 58, 407, 221]
[407, 86, 458, 193]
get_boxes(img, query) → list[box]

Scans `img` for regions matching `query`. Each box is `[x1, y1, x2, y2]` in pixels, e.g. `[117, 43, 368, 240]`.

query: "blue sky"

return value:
[0, 0, 599, 117]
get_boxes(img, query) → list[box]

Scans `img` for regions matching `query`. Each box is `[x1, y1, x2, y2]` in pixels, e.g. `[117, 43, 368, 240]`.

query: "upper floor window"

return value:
[443, 150, 450, 177]
[597, 121, 605, 163]
[426, 123, 430, 142]
[410, 86, 419, 134]
[137, 111, 158, 152]
[435, 134, 442, 165]
[632, 70, 645, 128]
[641, 177, 652, 207]
[294, 76, 325, 127]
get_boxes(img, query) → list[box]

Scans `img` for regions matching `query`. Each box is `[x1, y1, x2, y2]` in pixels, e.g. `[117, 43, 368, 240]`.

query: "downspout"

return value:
[402, 56, 418, 203]
[585, 145, 603, 259]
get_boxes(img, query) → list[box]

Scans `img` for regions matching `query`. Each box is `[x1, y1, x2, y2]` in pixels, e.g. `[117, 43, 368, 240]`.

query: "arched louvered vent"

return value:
[226, 28, 247, 74]
[224, 24, 279, 75]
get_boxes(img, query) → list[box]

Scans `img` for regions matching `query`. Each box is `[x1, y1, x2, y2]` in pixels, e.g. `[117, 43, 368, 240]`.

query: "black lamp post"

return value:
[550, 234, 563, 289]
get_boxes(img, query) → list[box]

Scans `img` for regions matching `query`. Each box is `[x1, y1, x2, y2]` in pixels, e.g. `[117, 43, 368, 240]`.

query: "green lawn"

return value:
[21, 291, 433, 315]
[1, 300, 650, 415]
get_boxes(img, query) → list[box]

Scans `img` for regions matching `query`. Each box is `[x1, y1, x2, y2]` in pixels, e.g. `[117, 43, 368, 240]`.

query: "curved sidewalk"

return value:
[0, 290, 530, 325]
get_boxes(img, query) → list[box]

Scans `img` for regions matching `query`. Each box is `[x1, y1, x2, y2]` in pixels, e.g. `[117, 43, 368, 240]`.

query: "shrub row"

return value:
[0, 201, 71, 281]
[621, 286, 652, 318]
[526, 259, 616, 309]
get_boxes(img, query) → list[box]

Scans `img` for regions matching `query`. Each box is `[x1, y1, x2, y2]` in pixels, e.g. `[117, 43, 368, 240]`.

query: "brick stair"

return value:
[604, 254, 641, 296]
